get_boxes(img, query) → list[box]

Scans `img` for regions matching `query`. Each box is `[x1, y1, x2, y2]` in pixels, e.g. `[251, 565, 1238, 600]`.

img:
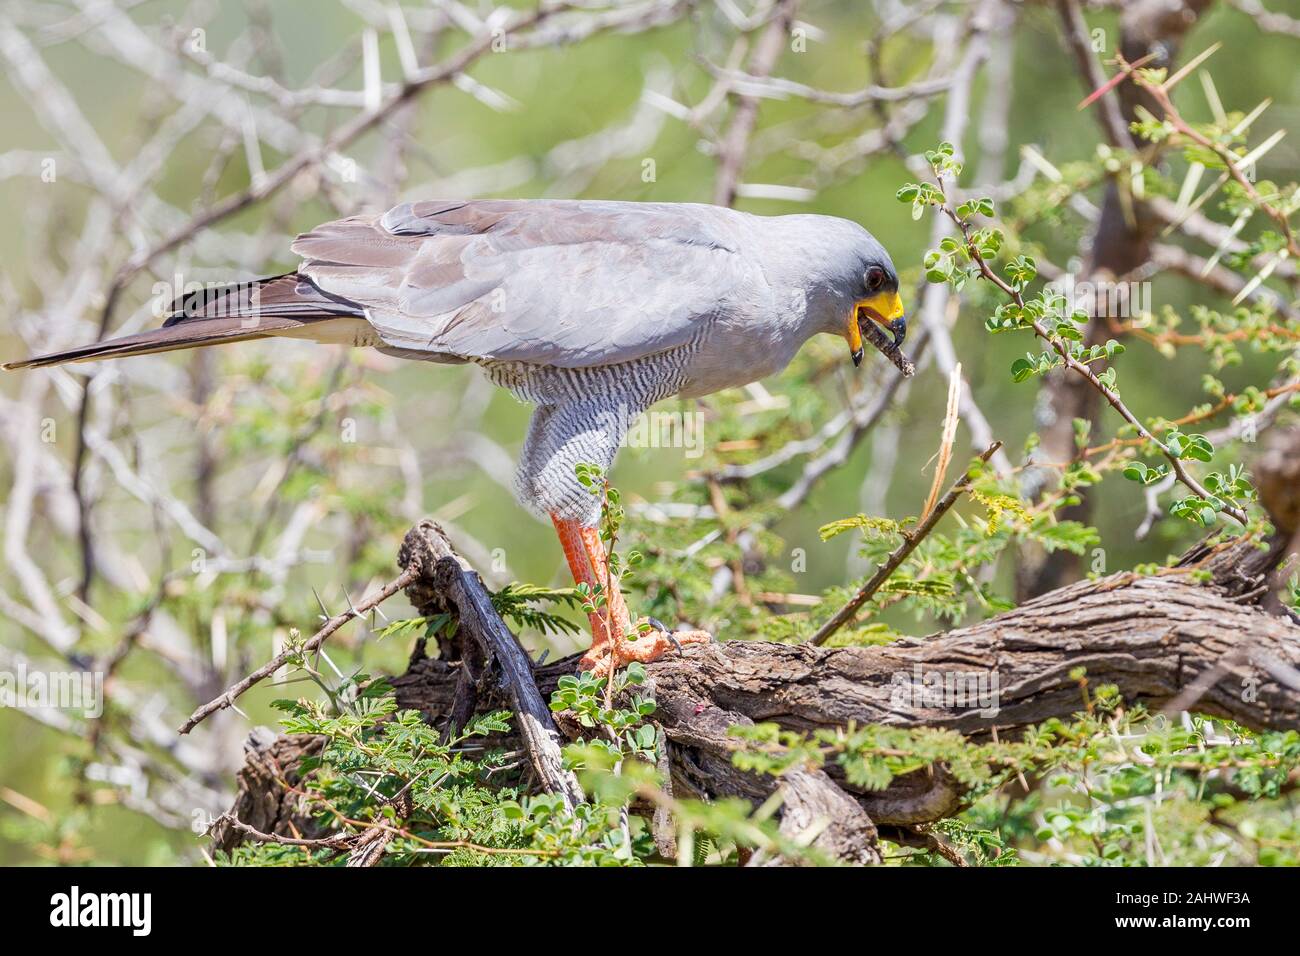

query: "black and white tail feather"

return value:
[3, 273, 366, 371]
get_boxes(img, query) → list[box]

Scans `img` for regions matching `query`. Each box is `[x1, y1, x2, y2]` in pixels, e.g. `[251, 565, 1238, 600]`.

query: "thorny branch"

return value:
[1118, 51, 1300, 261]
[808, 441, 1002, 647]
[934, 186, 1252, 527]
[180, 567, 419, 734]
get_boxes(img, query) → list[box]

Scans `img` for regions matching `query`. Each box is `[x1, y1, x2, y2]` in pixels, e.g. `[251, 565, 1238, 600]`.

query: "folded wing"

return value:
[291, 199, 755, 368]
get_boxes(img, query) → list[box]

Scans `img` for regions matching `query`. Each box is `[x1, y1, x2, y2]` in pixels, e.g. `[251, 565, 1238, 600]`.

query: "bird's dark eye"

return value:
[865, 267, 886, 292]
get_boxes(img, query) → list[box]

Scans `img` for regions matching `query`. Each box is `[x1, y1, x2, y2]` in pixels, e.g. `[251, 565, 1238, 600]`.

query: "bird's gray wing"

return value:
[290, 199, 757, 368]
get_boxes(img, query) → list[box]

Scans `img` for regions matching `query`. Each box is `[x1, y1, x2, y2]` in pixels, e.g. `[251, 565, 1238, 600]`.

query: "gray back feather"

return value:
[290, 199, 760, 368]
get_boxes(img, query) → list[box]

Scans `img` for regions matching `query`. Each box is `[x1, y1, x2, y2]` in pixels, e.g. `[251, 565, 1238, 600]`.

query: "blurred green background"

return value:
[1, 0, 1297, 864]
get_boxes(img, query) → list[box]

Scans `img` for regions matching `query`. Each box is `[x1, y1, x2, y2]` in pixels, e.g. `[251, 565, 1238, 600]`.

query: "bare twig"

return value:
[713, 0, 798, 207]
[1055, 0, 1131, 148]
[808, 441, 1002, 647]
[1225, 0, 1300, 38]
[179, 567, 418, 734]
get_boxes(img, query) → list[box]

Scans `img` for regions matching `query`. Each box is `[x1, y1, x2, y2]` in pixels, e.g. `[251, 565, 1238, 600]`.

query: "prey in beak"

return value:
[848, 288, 907, 367]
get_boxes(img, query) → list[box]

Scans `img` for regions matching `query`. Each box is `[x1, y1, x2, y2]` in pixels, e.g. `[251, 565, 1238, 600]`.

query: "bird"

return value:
[5, 199, 907, 675]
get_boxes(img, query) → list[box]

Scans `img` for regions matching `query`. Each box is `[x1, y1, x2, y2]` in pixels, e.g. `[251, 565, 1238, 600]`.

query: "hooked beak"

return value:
[849, 290, 907, 366]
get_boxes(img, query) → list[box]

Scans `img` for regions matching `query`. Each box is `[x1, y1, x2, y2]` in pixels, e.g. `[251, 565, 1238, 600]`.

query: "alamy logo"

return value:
[889, 664, 1000, 717]
[1043, 273, 1150, 321]
[0, 663, 103, 718]
[599, 404, 706, 459]
[49, 886, 151, 936]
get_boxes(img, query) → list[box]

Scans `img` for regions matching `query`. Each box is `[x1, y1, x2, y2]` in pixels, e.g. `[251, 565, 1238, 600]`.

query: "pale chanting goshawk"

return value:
[6, 199, 908, 674]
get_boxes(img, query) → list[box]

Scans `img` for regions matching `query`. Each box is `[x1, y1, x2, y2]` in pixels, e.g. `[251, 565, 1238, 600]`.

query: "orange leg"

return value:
[550, 513, 711, 676]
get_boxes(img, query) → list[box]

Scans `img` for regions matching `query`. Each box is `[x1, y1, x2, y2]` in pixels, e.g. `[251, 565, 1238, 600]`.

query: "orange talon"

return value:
[550, 513, 712, 676]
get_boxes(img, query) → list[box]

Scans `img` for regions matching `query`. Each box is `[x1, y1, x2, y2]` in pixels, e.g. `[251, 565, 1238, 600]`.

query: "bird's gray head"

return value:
[761, 214, 906, 367]
[844, 233, 906, 367]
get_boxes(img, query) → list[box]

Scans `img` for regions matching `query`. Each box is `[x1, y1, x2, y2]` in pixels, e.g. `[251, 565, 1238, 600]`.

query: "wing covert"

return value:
[291, 199, 757, 368]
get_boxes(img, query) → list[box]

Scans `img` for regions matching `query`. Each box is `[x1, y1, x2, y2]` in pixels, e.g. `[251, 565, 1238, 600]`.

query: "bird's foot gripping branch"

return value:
[559, 463, 714, 679]
[207, 504, 1300, 867]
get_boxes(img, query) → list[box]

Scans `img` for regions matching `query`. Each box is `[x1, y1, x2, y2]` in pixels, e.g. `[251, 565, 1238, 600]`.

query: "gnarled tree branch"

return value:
[220, 522, 1300, 864]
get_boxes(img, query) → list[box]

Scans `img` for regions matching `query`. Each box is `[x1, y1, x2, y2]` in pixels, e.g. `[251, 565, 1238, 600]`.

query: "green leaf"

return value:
[1004, 255, 1038, 290]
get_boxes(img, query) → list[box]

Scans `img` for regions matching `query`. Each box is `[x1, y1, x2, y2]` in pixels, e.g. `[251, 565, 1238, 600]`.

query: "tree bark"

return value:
[210, 729, 326, 854]
[397, 520, 584, 810]
[1255, 428, 1300, 617]
[219, 528, 1300, 862]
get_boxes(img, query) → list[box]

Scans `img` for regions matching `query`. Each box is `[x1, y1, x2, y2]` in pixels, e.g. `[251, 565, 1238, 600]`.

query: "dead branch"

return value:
[712, 0, 799, 207]
[179, 567, 418, 734]
[220, 521, 1300, 864]
[396, 520, 584, 811]
[210, 729, 327, 853]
